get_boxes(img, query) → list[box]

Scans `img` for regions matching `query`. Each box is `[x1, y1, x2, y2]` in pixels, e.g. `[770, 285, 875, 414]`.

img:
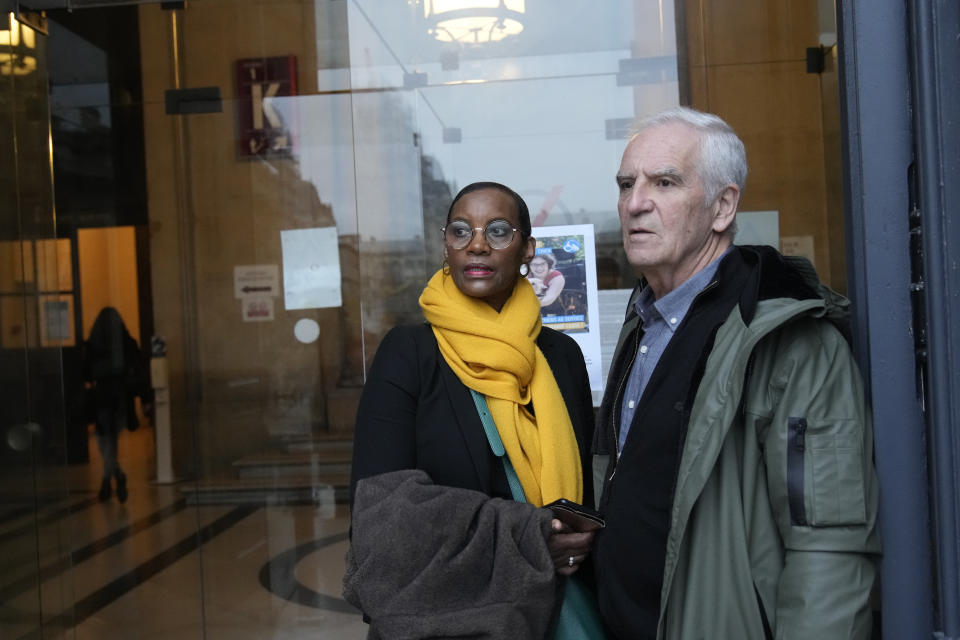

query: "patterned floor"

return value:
[0, 426, 366, 639]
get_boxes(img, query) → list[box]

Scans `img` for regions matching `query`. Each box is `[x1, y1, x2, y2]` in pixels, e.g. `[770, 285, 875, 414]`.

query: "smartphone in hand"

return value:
[544, 498, 605, 532]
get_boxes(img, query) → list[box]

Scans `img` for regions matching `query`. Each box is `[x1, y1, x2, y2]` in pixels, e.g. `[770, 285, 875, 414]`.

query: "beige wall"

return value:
[683, 0, 844, 289]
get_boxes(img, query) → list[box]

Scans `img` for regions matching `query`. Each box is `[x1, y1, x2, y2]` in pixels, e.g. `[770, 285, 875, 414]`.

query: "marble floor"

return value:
[0, 426, 367, 639]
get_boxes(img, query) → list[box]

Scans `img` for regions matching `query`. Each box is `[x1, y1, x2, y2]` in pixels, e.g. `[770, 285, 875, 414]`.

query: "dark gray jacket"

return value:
[344, 469, 560, 640]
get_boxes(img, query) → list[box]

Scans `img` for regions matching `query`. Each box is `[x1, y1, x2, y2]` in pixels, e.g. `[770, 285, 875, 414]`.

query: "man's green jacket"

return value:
[593, 245, 881, 639]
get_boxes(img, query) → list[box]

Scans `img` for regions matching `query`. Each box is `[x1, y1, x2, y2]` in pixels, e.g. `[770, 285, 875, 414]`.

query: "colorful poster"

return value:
[529, 224, 603, 397]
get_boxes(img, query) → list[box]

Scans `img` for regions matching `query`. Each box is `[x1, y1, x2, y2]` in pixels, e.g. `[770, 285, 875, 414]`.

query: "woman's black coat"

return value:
[82, 308, 152, 437]
[350, 323, 595, 507]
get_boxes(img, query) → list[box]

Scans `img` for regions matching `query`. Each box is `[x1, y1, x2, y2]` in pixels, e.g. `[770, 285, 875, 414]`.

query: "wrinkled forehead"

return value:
[619, 122, 701, 174]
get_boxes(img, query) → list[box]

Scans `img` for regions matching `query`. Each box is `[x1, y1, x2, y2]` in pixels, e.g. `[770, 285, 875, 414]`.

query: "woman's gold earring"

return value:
[441, 258, 450, 275]
[519, 263, 529, 277]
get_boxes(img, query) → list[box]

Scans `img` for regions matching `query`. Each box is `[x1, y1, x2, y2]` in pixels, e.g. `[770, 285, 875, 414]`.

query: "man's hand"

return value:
[547, 518, 595, 576]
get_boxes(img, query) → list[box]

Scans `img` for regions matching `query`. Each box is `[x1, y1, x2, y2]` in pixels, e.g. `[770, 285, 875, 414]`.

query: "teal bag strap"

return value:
[470, 390, 609, 640]
[470, 389, 527, 503]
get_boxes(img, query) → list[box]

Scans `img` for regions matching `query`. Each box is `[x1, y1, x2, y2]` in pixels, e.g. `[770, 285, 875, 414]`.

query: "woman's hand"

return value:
[547, 518, 595, 576]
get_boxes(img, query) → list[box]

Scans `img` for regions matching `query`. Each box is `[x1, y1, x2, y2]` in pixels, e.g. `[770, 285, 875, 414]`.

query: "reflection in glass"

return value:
[1, 12, 38, 76]
[2, 2, 685, 637]
[424, 0, 526, 44]
[1, 12, 76, 637]
[345, 0, 680, 312]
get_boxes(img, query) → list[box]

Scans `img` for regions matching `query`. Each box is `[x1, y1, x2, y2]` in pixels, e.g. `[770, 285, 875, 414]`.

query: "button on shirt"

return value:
[618, 253, 728, 453]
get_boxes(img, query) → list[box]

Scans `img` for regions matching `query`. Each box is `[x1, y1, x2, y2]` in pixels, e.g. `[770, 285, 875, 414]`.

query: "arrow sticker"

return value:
[234, 265, 280, 299]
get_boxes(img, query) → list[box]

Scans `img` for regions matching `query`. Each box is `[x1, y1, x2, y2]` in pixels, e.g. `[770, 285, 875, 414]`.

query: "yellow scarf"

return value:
[419, 268, 583, 506]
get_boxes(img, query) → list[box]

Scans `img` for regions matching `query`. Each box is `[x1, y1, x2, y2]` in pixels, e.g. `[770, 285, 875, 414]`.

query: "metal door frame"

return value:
[839, 0, 960, 638]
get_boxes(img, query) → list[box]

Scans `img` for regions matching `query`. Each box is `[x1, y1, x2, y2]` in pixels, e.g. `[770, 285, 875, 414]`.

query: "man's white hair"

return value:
[631, 106, 748, 207]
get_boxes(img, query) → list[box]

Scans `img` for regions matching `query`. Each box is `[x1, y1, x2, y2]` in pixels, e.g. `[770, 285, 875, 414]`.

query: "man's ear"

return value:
[712, 184, 740, 234]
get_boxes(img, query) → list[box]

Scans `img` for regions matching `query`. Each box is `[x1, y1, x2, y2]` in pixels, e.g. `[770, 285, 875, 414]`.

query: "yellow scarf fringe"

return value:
[419, 269, 583, 507]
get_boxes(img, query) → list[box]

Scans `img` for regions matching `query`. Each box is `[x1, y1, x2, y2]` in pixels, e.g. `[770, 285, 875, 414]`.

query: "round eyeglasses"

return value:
[441, 219, 519, 250]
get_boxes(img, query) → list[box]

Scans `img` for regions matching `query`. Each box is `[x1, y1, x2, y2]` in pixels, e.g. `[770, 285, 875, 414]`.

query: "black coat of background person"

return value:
[82, 307, 153, 436]
[350, 323, 595, 507]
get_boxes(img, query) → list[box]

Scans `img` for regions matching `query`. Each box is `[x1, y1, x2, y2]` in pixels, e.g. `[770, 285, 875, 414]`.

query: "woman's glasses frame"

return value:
[441, 219, 520, 251]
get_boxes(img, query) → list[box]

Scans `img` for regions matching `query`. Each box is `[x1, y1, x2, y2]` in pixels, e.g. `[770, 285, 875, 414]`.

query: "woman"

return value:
[83, 307, 152, 503]
[528, 251, 566, 314]
[347, 182, 599, 638]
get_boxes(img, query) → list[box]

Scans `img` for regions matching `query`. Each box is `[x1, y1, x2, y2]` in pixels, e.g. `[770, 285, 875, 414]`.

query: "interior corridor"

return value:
[0, 426, 365, 639]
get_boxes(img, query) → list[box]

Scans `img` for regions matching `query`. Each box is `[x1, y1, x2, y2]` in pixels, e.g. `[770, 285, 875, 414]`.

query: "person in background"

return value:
[592, 106, 880, 639]
[83, 307, 153, 503]
[347, 182, 601, 639]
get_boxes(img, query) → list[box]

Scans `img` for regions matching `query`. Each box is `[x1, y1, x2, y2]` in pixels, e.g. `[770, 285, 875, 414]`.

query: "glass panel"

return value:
[0, 11, 76, 638]
[0, 62, 42, 624]
[8, 0, 854, 636]
[41, 5, 209, 637]
[162, 1, 677, 637]
[346, 0, 680, 354]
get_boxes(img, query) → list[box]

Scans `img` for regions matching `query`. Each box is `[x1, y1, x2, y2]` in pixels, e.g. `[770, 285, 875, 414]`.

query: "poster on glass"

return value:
[529, 224, 602, 397]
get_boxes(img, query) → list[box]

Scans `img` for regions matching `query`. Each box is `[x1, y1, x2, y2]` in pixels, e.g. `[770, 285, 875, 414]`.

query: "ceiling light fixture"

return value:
[1, 13, 38, 76]
[424, 1, 525, 45]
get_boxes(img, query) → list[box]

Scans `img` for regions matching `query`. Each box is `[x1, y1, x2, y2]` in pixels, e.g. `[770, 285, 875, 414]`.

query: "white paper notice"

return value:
[735, 210, 780, 248]
[234, 264, 280, 298]
[281, 227, 342, 310]
[597, 289, 635, 405]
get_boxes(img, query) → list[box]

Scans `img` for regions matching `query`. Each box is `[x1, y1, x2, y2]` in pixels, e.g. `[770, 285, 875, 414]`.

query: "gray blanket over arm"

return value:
[343, 469, 559, 640]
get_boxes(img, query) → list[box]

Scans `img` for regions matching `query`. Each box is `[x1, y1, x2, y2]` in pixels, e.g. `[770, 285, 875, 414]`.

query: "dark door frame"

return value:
[907, 0, 960, 636]
[839, 1, 960, 638]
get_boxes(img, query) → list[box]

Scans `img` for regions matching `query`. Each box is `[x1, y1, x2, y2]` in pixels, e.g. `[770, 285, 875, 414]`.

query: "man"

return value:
[591, 106, 880, 639]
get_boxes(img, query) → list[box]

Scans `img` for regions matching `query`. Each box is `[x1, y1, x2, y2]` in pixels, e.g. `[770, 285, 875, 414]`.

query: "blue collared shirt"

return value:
[617, 251, 730, 452]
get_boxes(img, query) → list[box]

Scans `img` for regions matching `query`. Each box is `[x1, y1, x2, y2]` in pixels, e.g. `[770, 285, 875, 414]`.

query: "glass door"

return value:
[0, 10, 77, 638]
[1, 1, 853, 637]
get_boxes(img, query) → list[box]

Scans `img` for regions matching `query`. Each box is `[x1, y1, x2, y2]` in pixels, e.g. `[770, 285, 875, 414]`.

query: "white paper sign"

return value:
[596, 288, 635, 405]
[735, 210, 780, 248]
[234, 264, 280, 298]
[529, 224, 603, 396]
[281, 227, 342, 310]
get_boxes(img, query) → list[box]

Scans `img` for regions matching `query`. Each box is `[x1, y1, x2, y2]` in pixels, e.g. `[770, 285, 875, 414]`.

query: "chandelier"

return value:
[1, 13, 37, 76]
[423, 1, 525, 45]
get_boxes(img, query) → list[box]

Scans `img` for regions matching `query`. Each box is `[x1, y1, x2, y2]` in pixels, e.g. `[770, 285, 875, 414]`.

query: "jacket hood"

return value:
[735, 244, 852, 341]
[737, 244, 817, 323]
